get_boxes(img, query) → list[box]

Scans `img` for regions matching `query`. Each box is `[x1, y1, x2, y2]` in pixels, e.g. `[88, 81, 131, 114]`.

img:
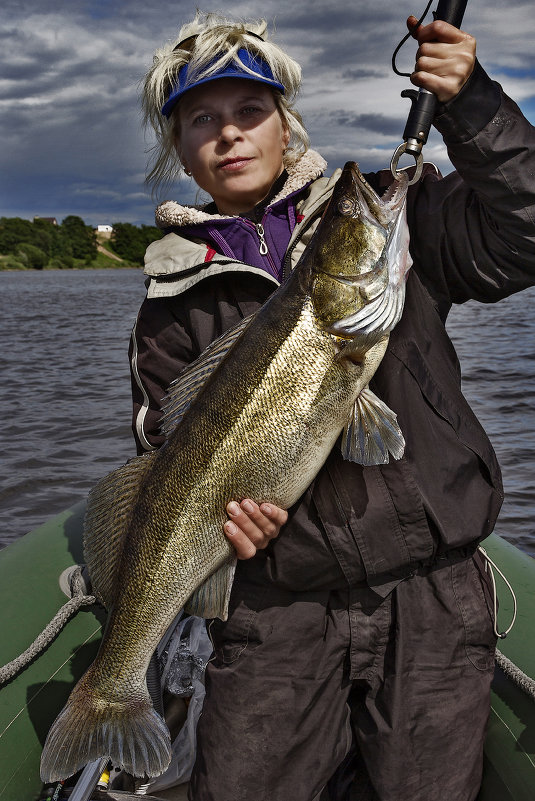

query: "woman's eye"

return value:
[193, 114, 212, 125]
[241, 105, 261, 115]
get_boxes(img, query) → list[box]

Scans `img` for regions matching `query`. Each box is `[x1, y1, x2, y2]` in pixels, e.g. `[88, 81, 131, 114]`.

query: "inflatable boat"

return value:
[0, 502, 533, 800]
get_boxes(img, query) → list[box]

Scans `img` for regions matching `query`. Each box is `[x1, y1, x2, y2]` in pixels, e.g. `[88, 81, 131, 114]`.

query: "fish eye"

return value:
[338, 196, 358, 216]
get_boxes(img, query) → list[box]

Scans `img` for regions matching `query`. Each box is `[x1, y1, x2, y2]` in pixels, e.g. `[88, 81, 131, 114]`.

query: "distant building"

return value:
[96, 224, 113, 233]
[34, 216, 58, 225]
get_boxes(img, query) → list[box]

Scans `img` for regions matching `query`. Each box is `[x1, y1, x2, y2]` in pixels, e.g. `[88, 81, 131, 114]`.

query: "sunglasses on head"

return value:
[173, 30, 265, 53]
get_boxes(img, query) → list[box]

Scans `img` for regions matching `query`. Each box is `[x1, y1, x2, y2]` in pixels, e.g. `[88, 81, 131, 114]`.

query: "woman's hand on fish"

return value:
[224, 500, 288, 559]
[407, 16, 476, 103]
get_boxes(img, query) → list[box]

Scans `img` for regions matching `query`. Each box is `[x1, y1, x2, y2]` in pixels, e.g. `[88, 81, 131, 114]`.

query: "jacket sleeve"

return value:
[407, 60, 535, 318]
[129, 294, 198, 453]
[129, 272, 271, 454]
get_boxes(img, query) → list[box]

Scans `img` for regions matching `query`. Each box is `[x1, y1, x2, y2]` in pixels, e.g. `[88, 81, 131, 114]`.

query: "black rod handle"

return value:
[435, 0, 468, 28]
[402, 0, 469, 149]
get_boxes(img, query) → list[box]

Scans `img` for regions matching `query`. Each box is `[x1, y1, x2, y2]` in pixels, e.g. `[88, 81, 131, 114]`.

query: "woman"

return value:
[132, 12, 535, 801]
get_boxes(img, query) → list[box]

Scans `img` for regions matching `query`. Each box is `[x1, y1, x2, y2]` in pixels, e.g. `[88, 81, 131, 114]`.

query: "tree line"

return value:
[0, 216, 163, 270]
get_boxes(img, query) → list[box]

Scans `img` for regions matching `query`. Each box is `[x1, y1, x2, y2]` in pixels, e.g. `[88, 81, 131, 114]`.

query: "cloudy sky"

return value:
[2, 0, 534, 227]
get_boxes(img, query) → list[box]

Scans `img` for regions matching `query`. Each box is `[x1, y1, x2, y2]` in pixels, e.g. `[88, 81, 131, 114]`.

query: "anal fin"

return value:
[184, 556, 237, 621]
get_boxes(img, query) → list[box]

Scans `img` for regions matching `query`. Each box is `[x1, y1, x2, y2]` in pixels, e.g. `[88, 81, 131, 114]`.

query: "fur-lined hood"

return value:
[155, 149, 327, 229]
[143, 148, 340, 300]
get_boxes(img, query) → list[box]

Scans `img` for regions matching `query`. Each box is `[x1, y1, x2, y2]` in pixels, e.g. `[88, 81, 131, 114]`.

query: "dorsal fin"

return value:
[83, 451, 158, 608]
[160, 314, 253, 437]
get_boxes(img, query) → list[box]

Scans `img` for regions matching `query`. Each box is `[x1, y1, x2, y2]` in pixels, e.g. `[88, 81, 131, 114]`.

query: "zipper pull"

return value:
[255, 223, 269, 256]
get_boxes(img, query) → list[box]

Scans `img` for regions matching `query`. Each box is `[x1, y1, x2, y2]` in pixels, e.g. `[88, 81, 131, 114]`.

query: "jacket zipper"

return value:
[255, 223, 269, 256]
[242, 215, 279, 277]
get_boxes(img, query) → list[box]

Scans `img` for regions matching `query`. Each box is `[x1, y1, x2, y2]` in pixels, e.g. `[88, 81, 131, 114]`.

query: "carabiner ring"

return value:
[390, 142, 423, 185]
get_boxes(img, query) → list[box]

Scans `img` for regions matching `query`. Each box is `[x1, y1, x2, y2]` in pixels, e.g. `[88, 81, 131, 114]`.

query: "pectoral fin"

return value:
[341, 387, 405, 465]
[184, 556, 237, 621]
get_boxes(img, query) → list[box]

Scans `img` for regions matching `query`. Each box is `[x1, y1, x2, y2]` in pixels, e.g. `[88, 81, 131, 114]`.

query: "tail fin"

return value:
[40, 668, 171, 782]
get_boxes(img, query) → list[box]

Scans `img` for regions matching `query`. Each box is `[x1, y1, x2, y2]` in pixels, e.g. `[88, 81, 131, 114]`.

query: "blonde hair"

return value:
[142, 12, 309, 198]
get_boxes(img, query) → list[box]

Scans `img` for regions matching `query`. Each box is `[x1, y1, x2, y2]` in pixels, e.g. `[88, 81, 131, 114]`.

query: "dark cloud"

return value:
[329, 111, 403, 137]
[0, 0, 533, 226]
[341, 68, 387, 81]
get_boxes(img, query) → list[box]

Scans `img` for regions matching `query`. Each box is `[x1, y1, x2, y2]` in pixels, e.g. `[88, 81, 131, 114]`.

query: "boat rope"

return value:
[1, 554, 534, 710]
[477, 545, 535, 701]
[478, 546, 517, 639]
[495, 648, 535, 701]
[0, 566, 96, 687]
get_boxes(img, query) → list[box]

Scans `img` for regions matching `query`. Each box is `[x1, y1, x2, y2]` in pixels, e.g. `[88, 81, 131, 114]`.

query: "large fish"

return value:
[40, 162, 411, 782]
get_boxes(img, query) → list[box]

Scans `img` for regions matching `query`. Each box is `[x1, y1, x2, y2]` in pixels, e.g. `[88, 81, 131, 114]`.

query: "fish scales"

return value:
[63, 286, 340, 704]
[40, 162, 411, 782]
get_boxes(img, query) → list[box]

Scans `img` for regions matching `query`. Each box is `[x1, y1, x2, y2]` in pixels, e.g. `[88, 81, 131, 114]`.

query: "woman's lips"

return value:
[218, 157, 253, 172]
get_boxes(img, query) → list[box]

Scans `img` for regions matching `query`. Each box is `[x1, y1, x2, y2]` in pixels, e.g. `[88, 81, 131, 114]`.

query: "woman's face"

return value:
[176, 78, 290, 215]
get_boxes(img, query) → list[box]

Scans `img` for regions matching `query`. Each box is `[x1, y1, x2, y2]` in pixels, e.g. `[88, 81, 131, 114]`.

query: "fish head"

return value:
[308, 161, 411, 336]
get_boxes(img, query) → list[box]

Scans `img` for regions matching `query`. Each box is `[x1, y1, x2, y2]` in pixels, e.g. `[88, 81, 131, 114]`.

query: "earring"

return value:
[182, 164, 192, 176]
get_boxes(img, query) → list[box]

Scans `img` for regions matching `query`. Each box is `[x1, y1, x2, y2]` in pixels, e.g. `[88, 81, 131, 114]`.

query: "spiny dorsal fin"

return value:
[83, 451, 158, 608]
[341, 386, 405, 465]
[160, 314, 253, 437]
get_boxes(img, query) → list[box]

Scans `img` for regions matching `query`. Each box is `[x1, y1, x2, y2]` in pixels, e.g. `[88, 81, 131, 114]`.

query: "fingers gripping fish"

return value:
[40, 163, 411, 783]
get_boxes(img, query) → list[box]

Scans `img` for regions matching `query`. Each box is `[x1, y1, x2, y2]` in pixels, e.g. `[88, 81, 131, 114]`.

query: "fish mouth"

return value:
[334, 161, 409, 225]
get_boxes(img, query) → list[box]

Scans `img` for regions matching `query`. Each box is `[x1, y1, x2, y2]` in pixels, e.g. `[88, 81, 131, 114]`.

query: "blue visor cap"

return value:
[161, 48, 286, 118]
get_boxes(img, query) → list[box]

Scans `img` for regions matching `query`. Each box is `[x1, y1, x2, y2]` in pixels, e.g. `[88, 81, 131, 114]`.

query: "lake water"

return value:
[1, 268, 534, 557]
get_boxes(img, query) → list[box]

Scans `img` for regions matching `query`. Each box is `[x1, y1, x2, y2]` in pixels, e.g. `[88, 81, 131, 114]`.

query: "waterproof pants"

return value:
[188, 551, 496, 801]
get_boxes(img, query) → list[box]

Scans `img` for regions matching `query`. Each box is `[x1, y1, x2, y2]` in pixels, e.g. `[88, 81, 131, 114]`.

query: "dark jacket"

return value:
[130, 62, 535, 593]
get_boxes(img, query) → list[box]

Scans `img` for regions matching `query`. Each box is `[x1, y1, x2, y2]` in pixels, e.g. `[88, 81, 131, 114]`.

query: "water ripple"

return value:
[0, 269, 145, 547]
[1, 270, 534, 558]
[447, 287, 535, 556]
